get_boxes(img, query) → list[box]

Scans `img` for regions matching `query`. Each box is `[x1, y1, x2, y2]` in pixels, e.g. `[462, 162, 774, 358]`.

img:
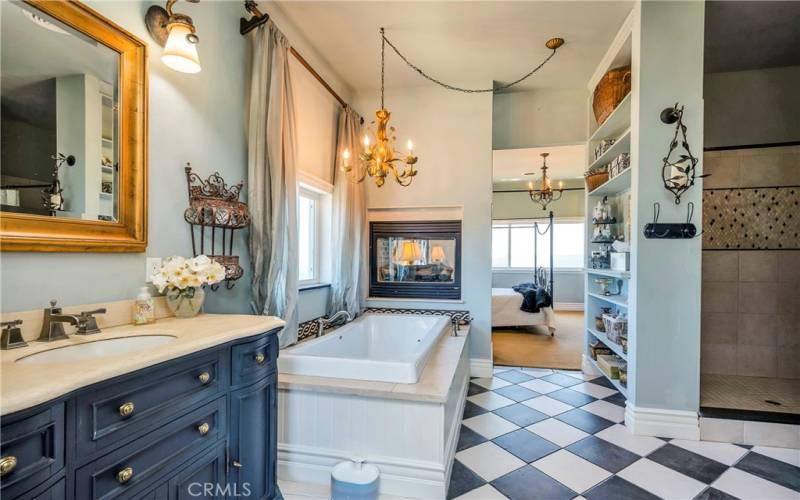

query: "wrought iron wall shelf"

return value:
[183, 165, 251, 289]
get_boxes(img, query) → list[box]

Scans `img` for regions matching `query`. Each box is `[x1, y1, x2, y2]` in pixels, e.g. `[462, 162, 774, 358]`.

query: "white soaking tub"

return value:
[278, 313, 449, 383]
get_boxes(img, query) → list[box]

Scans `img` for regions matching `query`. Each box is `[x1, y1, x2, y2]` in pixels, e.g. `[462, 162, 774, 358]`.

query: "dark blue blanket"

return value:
[512, 282, 552, 313]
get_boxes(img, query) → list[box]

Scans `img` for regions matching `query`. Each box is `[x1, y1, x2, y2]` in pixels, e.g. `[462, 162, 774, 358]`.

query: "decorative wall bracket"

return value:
[660, 103, 705, 204]
[183, 164, 250, 290]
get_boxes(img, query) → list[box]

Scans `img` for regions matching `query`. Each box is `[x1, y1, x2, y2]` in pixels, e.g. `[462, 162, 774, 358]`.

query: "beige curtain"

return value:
[247, 21, 299, 347]
[328, 107, 366, 316]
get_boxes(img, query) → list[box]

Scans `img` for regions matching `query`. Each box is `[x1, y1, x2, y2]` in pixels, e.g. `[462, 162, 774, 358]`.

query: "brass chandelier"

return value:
[342, 28, 419, 188]
[527, 153, 564, 210]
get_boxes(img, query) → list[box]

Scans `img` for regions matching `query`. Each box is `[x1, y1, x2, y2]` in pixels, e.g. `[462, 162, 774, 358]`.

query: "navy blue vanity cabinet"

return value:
[229, 373, 278, 500]
[0, 327, 281, 500]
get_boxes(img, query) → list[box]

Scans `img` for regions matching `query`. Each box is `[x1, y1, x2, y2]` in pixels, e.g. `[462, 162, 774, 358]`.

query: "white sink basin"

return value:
[15, 335, 177, 364]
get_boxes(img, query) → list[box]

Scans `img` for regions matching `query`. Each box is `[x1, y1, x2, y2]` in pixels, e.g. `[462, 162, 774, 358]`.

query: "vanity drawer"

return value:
[75, 397, 226, 500]
[231, 333, 277, 387]
[0, 403, 65, 499]
[76, 349, 227, 457]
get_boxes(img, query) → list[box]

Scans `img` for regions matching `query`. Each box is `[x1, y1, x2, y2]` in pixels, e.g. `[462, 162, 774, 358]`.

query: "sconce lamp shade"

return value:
[162, 23, 201, 73]
[397, 240, 422, 264]
[431, 245, 446, 263]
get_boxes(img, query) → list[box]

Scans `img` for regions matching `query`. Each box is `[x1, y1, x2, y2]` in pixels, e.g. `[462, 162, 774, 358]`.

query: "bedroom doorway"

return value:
[491, 144, 587, 370]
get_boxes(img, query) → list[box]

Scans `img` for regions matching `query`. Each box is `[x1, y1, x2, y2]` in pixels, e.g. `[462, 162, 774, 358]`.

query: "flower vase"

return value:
[165, 286, 205, 318]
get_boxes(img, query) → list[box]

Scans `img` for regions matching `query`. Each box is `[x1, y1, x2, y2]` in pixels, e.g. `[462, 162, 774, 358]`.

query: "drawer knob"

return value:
[198, 371, 211, 384]
[0, 456, 17, 477]
[117, 466, 134, 484]
[197, 422, 210, 436]
[255, 352, 266, 365]
[118, 402, 135, 418]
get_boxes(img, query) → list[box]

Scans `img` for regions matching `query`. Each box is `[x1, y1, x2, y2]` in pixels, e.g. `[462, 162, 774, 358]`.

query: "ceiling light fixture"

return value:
[341, 27, 419, 188]
[527, 153, 564, 210]
[145, 0, 202, 74]
[22, 9, 68, 35]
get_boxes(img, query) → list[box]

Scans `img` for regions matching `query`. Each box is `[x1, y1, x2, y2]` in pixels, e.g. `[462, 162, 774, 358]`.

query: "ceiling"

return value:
[493, 144, 586, 183]
[1, 1, 118, 95]
[273, 1, 633, 92]
[705, 1, 800, 73]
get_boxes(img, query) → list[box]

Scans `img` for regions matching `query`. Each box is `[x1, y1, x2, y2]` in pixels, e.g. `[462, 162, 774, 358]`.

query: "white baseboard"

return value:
[555, 302, 584, 311]
[470, 357, 493, 378]
[278, 445, 447, 499]
[625, 403, 700, 440]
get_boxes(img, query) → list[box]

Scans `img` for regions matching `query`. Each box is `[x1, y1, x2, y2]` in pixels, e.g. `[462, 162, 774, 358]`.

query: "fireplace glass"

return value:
[370, 221, 461, 299]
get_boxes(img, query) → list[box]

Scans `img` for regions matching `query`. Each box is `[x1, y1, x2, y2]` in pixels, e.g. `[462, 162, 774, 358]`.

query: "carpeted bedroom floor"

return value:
[492, 311, 584, 370]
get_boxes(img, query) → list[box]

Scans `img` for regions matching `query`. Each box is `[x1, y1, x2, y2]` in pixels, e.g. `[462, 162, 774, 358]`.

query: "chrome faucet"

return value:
[37, 300, 83, 342]
[316, 310, 353, 338]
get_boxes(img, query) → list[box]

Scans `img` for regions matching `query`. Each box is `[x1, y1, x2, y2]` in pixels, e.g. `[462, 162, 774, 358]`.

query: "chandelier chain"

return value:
[380, 30, 559, 94]
[380, 27, 386, 108]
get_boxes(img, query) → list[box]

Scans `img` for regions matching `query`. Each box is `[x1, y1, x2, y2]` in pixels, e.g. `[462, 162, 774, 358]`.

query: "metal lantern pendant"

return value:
[660, 103, 702, 204]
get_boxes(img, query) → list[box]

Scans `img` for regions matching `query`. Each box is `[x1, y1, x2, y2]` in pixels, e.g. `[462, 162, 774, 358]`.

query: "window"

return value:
[492, 219, 584, 270]
[298, 189, 320, 284]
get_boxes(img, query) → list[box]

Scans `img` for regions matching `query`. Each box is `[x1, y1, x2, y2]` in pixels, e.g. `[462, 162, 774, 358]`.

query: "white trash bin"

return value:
[330, 458, 379, 500]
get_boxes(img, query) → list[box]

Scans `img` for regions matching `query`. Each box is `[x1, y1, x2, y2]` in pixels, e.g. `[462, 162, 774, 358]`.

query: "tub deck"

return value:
[278, 325, 469, 403]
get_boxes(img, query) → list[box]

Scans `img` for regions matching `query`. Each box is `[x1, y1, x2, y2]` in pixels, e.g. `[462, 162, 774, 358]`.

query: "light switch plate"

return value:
[145, 257, 162, 283]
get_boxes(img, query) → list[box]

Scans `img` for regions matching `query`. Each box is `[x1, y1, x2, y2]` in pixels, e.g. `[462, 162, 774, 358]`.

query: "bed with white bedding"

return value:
[492, 287, 556, 333]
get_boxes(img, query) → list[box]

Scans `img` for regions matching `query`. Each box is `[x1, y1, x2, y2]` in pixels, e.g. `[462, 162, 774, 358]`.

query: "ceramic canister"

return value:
[331, 458, 380, 500]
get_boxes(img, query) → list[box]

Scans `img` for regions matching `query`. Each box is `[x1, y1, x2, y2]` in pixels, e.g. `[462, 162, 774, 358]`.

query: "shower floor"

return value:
[701, 374, 800, 415]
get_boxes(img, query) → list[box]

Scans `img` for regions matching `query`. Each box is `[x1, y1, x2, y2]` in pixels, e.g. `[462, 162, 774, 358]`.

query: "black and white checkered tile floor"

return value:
[448, 366, 800, 500]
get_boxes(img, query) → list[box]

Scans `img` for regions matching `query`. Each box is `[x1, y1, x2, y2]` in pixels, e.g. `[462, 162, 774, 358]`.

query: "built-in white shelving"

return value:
[587, 128, 631, 172]
[585, 268, 630, 279]
[587, 355, 628, 397]
[588, 292, 628, 308]
[588, 93, 631, 144]
[583, 11, 636, 397]
[587, 328, 627, 360]
[588, 167, 631, 197]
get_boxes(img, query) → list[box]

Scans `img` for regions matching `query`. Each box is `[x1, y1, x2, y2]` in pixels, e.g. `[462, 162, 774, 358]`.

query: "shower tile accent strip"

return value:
[296, 307, 471, 343]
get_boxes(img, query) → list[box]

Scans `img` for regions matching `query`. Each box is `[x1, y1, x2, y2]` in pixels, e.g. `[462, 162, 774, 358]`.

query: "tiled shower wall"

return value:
[701, 146, 800, 379]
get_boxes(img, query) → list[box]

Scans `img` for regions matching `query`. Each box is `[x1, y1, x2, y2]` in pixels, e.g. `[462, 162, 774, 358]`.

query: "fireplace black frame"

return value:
[369, 220, 462, 300]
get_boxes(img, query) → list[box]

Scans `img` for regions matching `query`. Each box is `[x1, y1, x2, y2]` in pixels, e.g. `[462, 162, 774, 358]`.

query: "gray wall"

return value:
[630, 0, 705, 413]
[704, 66, 800, 148]
[0, 1, 251, 314]
[492, 88, 587, 150]
[354, 85, 494, 364]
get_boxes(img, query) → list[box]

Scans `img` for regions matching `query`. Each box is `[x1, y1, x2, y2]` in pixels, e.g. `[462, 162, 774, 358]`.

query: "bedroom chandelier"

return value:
[341, 28, 419, 188]
[527, 153, 564, 210]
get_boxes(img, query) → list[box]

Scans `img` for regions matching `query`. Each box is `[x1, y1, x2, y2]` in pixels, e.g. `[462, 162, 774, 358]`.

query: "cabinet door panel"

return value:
[229, 373, 277, 500]
[0, 403, 64, 499]
[168, 442, 226, 500]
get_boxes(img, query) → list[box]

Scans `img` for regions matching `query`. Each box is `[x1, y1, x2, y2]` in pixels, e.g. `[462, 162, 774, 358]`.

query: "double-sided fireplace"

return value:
[369, 220, 462, 300]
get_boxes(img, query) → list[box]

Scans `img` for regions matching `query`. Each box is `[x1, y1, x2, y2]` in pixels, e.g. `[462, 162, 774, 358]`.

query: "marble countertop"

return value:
[278, 326, 470, 403]
[0, 314, 284, 416]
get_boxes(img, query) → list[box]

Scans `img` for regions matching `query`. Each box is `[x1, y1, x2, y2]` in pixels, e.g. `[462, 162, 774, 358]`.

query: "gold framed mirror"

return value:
[0, 0, 147, 252]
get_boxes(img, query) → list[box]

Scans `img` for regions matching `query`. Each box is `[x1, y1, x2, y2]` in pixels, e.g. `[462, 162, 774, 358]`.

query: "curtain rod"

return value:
[240, 2, 361, 122]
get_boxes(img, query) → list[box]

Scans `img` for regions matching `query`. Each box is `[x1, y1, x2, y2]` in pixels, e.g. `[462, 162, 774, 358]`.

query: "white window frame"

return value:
[492, 217, 585, 273]
[298, 187, 323, 286]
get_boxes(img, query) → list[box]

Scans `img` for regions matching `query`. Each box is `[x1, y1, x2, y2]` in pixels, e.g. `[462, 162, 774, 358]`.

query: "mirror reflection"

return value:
[1, 1, 119, 221]
[376, 237, 457, 283]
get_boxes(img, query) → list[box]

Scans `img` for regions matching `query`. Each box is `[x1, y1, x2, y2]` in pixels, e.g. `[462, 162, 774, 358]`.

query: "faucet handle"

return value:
[80, 308, 107, 317]
[76, 308, 105, 335]
[1, 319, 27, 350]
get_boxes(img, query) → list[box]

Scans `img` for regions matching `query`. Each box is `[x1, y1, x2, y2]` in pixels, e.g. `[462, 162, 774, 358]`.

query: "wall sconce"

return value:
[145, 0, 202, 74]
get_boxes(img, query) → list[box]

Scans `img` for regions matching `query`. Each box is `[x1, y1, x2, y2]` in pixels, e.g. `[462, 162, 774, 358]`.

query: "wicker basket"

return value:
[586, 172, 609, 192]
[593, 66, 631, 125]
